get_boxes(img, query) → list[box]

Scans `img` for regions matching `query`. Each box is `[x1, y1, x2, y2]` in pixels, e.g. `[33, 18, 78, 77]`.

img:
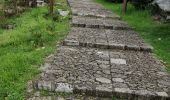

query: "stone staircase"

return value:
[27, 0, 170, 100]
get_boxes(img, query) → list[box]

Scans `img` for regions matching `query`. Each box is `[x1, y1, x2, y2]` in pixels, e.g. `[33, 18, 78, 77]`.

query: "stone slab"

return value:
[63, 27, 153, 52]
[32, 46, 170, 99]
[71, 16, 132, 30]
[71, 7, 120, 19]
[27, 95, 112, 100]
[110, 58, 126, 65]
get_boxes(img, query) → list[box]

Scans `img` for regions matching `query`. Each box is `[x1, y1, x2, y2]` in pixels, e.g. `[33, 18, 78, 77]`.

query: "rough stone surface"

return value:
[112, 78, 124, 83]
[55, 83, 73, 93]
[32, 46, 170, 99]
[71, 7, 120, 19]
[96, 77, 111, 84]
[63, 28, 153, 52]
[28, 95, 112, 100]
[110, 58, 126, 65]
[71, 16, 132, 30]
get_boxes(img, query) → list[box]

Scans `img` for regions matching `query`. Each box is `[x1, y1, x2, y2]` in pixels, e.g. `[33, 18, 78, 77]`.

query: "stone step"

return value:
[27, 94, 112, 100]
[71, 16, 132, 30]
[63, 27, 153, 52]
[69, 3, 104, 9]
[71, 7, 120, 19]
[68, 0, 97, 5]
[30, 46, 170, 100]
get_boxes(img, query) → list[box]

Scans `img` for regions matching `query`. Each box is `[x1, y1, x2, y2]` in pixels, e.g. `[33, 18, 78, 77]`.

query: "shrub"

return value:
[131, 0, 154, 9]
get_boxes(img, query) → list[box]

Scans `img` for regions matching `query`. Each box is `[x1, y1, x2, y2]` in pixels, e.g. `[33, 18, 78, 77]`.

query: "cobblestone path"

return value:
[28, 0, 170, 100]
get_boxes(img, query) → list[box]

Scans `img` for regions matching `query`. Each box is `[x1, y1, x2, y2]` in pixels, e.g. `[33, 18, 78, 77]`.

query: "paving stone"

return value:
[99, 64, 110, 70]
[36, 81, 53, 91]
[55, 83, 73, 93]
[156, 92, 169, 97]
[112, 78, 124, 83]
[114, 88, 132, 94]
[110, 58, 126, 65]
[95, 77, 111, 84]
[134, 90, 155, 96]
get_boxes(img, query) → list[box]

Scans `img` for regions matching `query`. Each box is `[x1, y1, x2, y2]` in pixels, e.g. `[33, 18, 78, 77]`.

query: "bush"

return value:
[131, 0, 154, 9]
[107, 0, 123, 3]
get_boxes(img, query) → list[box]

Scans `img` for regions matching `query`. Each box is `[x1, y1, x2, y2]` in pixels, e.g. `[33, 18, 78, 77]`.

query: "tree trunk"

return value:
[122, 0, 128, 15]
[49, 0, 54, 16]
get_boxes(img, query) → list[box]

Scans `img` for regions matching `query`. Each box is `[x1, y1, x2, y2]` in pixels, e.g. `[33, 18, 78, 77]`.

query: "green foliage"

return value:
[106, 0, 154, 9]
[30, 26, 44, 47]
[0, 11, 6, 27]
[131, 0, 154, 9]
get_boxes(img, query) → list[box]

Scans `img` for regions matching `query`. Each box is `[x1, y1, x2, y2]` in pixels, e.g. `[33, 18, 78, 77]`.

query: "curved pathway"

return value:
[28, 0, 170, 100]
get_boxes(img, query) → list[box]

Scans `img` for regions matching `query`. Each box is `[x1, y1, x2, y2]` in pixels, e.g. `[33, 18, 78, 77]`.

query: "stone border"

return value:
[72, 14, 120, 20]
[71, 23, 133, 30]
[63, 40, 153, 52]
[32, 80, 170, 100]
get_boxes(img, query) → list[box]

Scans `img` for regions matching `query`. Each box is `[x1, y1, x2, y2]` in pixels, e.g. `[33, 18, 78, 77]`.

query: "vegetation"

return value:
[96, 0, 170, 72]
[131, 0, 154, 9]
[0, 0, 70, 99]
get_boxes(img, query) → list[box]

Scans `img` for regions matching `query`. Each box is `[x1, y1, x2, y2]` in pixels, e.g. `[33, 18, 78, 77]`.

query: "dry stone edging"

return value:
[63, 40, 153, 52]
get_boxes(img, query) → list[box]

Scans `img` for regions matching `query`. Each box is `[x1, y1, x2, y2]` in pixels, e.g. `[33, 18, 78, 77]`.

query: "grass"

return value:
[0, 0, 70, 99]
[95, 0, 170, 72]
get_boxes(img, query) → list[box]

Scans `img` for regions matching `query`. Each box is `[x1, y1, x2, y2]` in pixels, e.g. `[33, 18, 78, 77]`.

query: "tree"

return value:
[122, 0, 128, 14]
[48, 0, 54, 16]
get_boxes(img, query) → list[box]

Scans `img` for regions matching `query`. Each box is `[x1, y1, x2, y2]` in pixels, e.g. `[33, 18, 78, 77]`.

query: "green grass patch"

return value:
[95, 0, 170, 72]
[0, 0, 70, 99]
